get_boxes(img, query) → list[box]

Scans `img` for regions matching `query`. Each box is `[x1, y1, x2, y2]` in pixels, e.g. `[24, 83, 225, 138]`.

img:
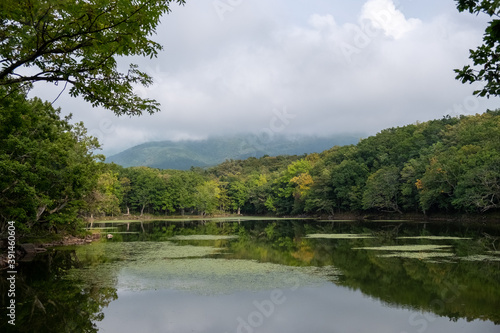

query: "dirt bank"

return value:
[0, 233, 101, 269]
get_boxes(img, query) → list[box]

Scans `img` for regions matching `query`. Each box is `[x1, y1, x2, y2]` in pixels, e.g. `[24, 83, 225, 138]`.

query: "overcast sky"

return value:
[30, 0, 500, 156]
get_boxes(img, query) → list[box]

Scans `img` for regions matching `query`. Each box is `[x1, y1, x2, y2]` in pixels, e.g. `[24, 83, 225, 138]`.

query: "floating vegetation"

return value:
[460, 255, 500, 262]
[72, 241, 221, 263]
[353, 244, 457, 262]
[378, 252, 456, 259]
[115, 259, 341, 294]
[169, 235, 239, 241]
[353, 245, 453, 251]
[353, 244, 453, 252]
[397, 236, 472, 240]
[66, 241, 342, 295]
[306, 233, 374, 239]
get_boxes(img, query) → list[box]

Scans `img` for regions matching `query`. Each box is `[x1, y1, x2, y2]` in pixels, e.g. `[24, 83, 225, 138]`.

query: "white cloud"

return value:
[30, 0, 498, 155]
[360, 0, 421, 39]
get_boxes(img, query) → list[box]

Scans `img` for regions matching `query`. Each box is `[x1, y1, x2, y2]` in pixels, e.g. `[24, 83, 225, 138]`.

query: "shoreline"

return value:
[2, 213, 498, 269]
[87, 211, 500, 224]
[0, 234, 101, 270]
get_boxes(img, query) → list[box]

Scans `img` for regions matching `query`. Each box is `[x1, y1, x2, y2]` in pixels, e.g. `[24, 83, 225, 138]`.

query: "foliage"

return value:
[0, 0, 185, 115]
[85, 169, 123, 218]
[5, 108, 497, 228]
[77, 111, 500, 218]
[194, 180, 221, 215]
[362, 166, 402, 213]
[0, 87, 101, 233]
[227, 181, 248, 214]
[455, 0, 500, 97]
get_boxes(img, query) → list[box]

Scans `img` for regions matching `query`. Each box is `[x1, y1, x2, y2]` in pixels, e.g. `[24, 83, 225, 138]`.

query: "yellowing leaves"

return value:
[290, 172, 313, 199]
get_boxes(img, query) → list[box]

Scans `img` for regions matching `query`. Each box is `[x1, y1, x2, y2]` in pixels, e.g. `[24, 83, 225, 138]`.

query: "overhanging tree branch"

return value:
[0, 0, 185, 115]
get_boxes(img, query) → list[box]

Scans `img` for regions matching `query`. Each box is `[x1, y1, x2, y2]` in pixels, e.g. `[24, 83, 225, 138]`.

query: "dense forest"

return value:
[94, 109, 500, 219]
[1, 1, 500, 237]
[2, 85, 499, 235]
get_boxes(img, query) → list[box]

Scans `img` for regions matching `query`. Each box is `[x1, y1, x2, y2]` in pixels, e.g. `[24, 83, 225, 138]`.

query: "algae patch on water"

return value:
[460, 254, 500, 262]
[397, 236, 472, 240]
[116, 259, 341, 294]
[353, 245, 453, 251]
[66, 241, 341, 295]
[353, 244, 456, 261]
[169, 235, 239, 241]
[306, 233, 373, 239]
[378, 252, 456, 259]
[76, 241, 222, 261]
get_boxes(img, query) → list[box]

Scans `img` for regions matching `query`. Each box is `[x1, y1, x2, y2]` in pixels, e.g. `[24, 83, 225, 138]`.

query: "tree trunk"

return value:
[36, 205, 47, 221]
[140, 204, 146, 216]
[237, 206, 241, 215]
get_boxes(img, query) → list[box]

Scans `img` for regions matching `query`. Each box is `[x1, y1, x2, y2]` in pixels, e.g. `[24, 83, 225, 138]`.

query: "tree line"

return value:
[1, 85, 499, 234]
[2, 0, 500, 235]
[86, 109, 500, 220]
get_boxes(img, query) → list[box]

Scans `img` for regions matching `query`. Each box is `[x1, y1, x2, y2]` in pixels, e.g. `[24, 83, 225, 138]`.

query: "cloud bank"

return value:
[31, 0, 499, 155]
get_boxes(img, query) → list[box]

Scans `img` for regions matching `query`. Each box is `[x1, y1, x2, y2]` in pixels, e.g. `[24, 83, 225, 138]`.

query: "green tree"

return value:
[362, 166, 402, 214]
[400, 158, 427, 212]
[246, 173, 273, 214]
[0, 87, 101, 232]
[417, 112, 500, 213]
[163, 170, 204, 215]
[452, 149, 500, 212]
[304, 166, 335, 215]
[0, 0, 185, 115]
[455, 0, 500, 97]
[228, 181, 248, 215]
[331, 160, 368, 211]
[127, 167, 163, 216]
[273, 159, 313, 215]
[86, 170, 123, 218]
[119, 176, 132, 215]
[194, 180, 221, 216]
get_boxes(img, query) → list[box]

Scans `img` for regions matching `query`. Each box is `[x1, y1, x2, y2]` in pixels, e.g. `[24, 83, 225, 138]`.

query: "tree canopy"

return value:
[0, 86, 102, 232]
[455, 0, 500, 97]
[0, 0, 185, 115]
[78, 111, 500, 220]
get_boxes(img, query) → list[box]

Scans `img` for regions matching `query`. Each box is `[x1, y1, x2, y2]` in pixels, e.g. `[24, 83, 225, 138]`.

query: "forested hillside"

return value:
[88, 110, 500, 219]
[105, 134, 361, 169]
[1, 84, 499, 235]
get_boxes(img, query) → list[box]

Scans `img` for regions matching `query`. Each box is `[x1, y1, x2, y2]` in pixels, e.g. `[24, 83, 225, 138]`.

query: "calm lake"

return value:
[2, 218, 500, 333]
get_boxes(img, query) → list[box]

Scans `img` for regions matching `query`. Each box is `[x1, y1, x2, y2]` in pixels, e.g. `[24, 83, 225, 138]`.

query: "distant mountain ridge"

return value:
[106, 133, 363, 169]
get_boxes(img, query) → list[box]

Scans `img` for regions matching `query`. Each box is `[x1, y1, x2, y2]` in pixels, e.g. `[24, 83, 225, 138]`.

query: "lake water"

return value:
[2, 219, 499, 333]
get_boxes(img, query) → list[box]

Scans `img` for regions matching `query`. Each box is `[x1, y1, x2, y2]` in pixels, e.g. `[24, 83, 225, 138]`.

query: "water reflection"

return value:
[98, 285, 496, 333]
[1, 219, 499, 332]
[0, 249, 117, 333]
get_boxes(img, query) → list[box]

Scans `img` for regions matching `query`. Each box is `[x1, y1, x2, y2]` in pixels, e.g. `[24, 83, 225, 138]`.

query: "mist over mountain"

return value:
[105, 133, 364, 170]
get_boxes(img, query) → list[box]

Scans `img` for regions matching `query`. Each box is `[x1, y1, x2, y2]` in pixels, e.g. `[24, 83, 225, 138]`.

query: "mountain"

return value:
[105, 133, 363, 169]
